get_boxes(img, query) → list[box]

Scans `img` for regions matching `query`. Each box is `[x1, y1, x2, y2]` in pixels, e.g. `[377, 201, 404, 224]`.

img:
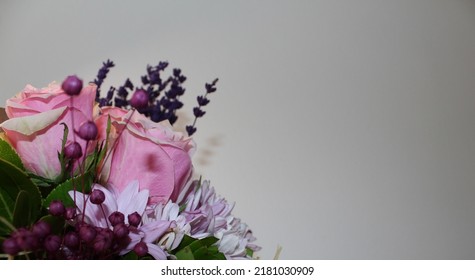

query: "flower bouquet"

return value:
[0, 60, 259, 260]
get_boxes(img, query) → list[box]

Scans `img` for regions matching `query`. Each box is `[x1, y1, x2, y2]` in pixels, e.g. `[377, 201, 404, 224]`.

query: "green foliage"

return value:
[0, 138, 24, 170]
[0, 158, 41, 235]
[120, 251, 139, 260]
[56, 123, 70, 183]
[43, 172, 93, 208]
[173, 235, 226, 260]
[0, 188, 14, 235]
[12, 190, 32, 228]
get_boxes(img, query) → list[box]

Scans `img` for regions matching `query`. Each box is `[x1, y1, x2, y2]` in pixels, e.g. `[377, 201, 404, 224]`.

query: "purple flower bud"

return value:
[64, 142, 83, 159]
[108, 211, 125, 226]
[186, 125, 197, 136]
[205, 82, 217, 93]
[90, 189, 105, 205]
[64, 231, 80, 249]
[193, 107, 206, 118]
[116, 235, 131, 249]
[2, 237, 20, 255]
[49, 200, 65, 216]
[44, 235, 62, 252]
[197, 95, 210, 106]
[13, 228, 39, 251]
[127, 212, 142, 227]
[79, 225, 97, 243]
[128, 225, 138, 233]
[78, 121, 98, 141]
[129, 89, 149, 109]
[62, 75, 83, 96]
[113, 223, 129, 239]
[31, 220, 51, 239]
[92, 228, 113, 253]
[133, 241, 148, 257]
[64, 207, 77, 220]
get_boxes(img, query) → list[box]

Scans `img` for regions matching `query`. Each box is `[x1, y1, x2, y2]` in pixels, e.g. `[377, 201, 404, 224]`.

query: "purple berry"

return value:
[2, 238, 20, 255]
[92, 228, 113, 253]
[108, 211, 125, 226]
[129, 89, 149, 109]
[64, 142, 83, 159]
[64, 232, 80, 249]
[128, 212, 142, 227]
[61, 75, 83, 96]
[133, 241, 148, 257]
[49, 200, 66, 216]
[44, 235, 62, 252]
[116, 235, 132, 249]
[13, 228, 38, 251]
[79, 225, 97, 243]
[31, 220, 51, 239]
[90, 189, 105, 205]
[77, 121, 98, 140]
[113, 223, 129, 239]
[64, 207, 77, 220]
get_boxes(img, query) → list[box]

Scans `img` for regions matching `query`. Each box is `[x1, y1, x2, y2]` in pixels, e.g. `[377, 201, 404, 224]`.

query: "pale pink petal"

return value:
[107, 129, 175, 204]
[140, 220, 174, 243]
[147, 243, 167, 260]
[116, 181, 149, 217]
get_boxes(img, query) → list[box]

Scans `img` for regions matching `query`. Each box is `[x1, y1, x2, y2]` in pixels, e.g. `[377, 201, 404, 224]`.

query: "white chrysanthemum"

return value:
[144, 201, 191, 251]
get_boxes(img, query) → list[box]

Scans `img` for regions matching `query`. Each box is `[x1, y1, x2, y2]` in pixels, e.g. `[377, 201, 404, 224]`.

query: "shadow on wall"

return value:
[165, 109, 224, 168]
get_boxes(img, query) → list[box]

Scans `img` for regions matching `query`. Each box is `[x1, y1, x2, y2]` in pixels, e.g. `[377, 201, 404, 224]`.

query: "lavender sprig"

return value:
[186, 78, 218, 136]
[93, 60, 217, 135]
[93, 60, 115, 105]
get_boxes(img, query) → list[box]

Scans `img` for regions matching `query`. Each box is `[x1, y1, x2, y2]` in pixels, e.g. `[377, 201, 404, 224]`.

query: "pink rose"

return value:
[0, 82, 96, 179]
[96, 107, 195, 205]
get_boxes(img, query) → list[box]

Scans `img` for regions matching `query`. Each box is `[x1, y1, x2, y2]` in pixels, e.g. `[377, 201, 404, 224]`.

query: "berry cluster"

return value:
[2, 192, 150, 259]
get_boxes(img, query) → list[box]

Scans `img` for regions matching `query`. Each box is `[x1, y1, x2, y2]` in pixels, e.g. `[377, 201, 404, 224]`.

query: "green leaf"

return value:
[193, 245, 226, 260]
[192, 236, 219, 248]
[171, 234, 197, 253]
[0, 138, 24, 170]
[0, 158, 41, 231]
[43, 173, 93, 208]
[173, 235, 224, 260]
[120, 251, 139, 260]
[12, 190, 31, 228]
[175, 246, 195, 260]
[0, 187, 14, 222]
[56, 123, 69, 183]
[0, 216, 16, 236]
[246, 247, 254, 258]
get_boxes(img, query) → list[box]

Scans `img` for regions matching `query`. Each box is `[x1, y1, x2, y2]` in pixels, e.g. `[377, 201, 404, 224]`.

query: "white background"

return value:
[1, 1, 474, 259]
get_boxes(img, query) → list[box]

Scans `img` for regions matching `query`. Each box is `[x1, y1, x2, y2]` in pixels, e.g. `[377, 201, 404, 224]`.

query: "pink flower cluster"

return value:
[1, 83, 194, 204]
[0, 82, 258, 259]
